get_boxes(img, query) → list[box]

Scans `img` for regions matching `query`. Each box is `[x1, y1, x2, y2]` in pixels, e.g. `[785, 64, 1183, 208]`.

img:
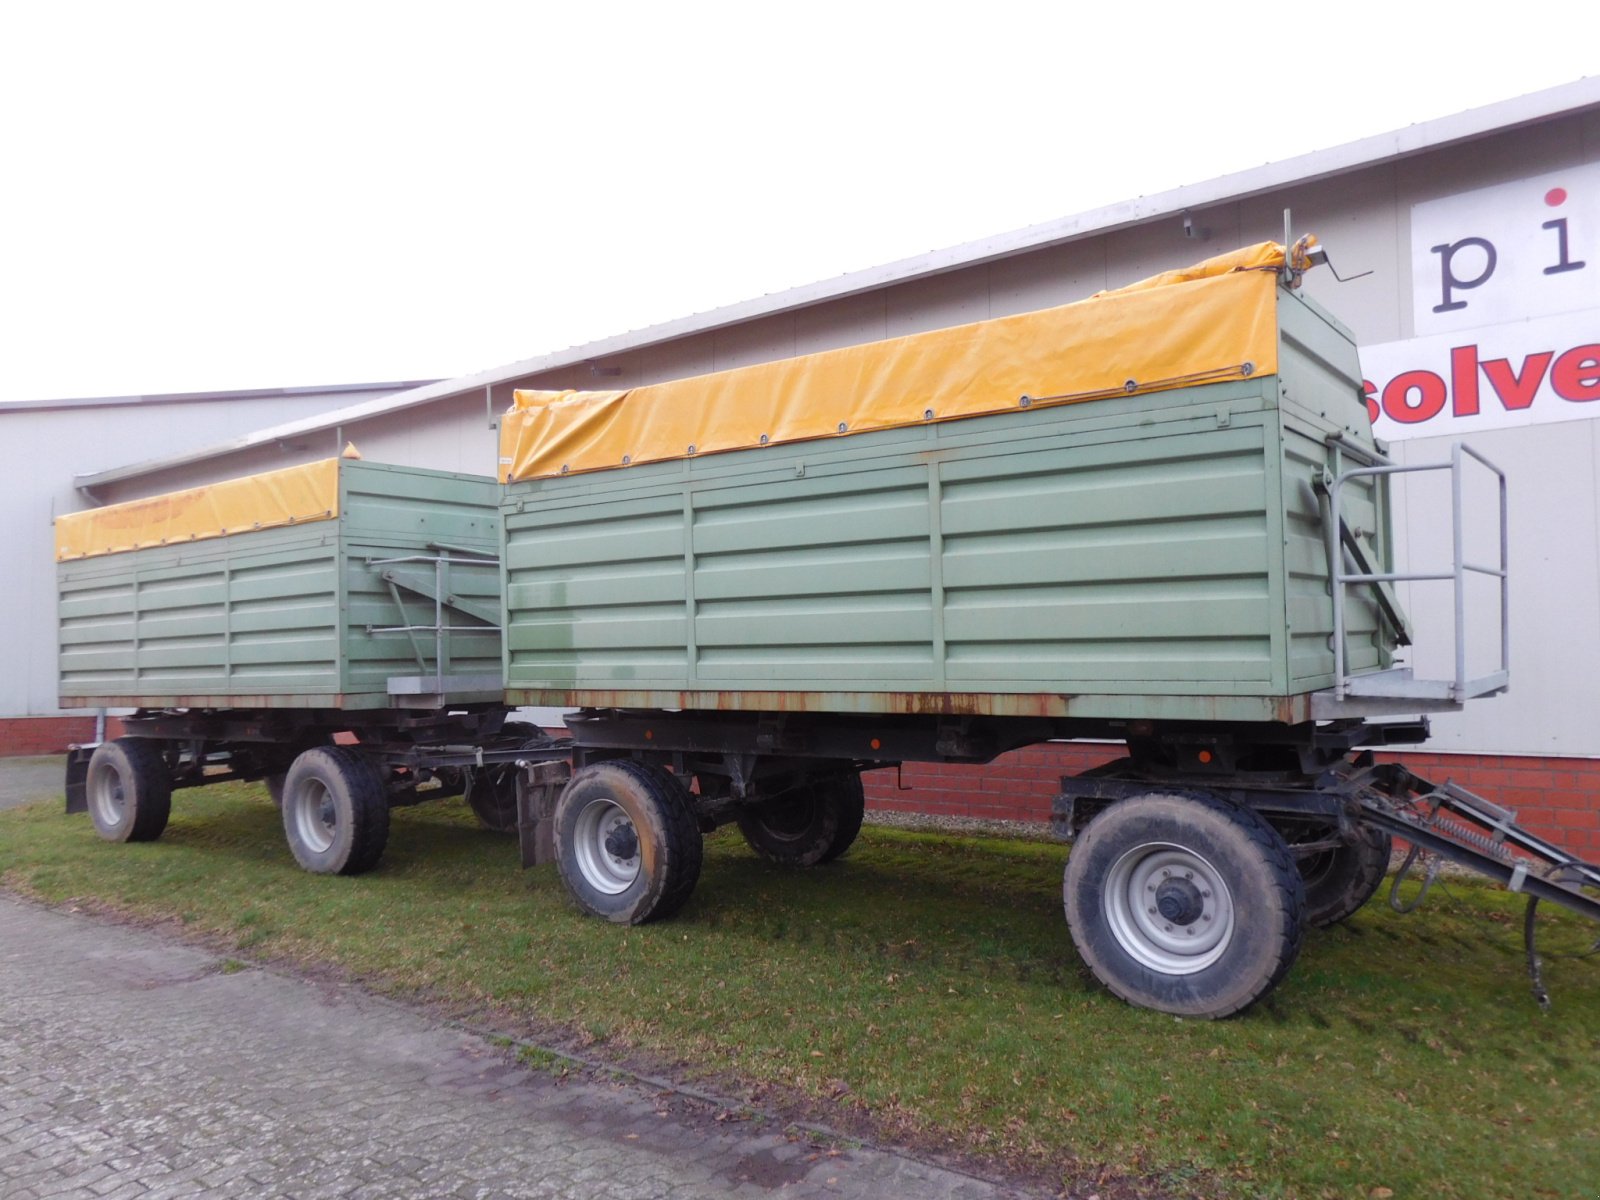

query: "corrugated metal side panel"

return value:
[504, 493, 690, 686]
[338, 463, 503, 692]
[57, 573, 139, 696]
[58, 527, 343, 700]
[938, 423, 1277, 687]
[503, 382, 1299, 707]
[338, 461, 500, 547]
[214, 546, 343, 691]
[1275, 292, 1394, 690]
[692, 464, 934, 682]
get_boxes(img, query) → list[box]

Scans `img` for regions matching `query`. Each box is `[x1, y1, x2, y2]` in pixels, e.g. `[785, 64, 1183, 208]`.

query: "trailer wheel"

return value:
[85, 739, 172, 843]
[281, 747, 390, 876]
[1298, 825, 1392, 928]
[466, 722, 550, 834]
[1064, 792, 1305, 1019]
[736, 773, 865, 867]
[554, 761, 703, 924]
[653, 768, 706, 917]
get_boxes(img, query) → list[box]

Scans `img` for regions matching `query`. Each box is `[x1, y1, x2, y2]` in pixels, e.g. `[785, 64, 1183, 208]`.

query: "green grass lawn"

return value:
[3, 782, 1597, 1199]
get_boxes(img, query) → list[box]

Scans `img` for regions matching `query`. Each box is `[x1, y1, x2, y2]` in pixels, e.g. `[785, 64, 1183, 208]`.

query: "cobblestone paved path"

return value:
[0, 895, 1028, 1199]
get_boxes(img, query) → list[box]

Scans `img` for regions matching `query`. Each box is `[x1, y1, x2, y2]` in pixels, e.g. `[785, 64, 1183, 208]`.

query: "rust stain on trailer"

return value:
[59, 693, 362, 711]
[504, 688, 1074, 718]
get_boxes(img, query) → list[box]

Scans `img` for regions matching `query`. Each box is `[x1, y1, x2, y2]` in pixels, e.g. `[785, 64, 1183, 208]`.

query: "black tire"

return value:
[554, 760, 703, 924]
[737, 773, 866, 867]
[823, 774, 866, 863]
[465, 722, 551, 834]
[653, 768, 706, 918]
[280, 747, 391, 876]
[264, 732, 333, 809]
[84, 739, 172, 843]
[1063, 792, 1305, 1019]
[1297, 824, 1392, 928]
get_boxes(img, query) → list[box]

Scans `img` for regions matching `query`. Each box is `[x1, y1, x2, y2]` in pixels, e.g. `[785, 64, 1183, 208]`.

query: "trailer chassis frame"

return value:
[1053, 745, 1600, 1006]
[65, 706, 574, 814]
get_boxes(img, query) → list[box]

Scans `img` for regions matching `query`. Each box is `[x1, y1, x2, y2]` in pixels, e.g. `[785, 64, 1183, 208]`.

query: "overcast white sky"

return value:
[1, 1, 1594, 403]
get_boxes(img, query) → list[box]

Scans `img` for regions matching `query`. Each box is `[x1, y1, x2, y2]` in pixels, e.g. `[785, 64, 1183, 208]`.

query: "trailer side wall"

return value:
[501, 289, 1387, 723]
[58, 462, 501, 709]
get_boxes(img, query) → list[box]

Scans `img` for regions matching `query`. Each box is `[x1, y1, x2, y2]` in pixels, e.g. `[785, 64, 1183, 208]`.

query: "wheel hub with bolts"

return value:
[1104, 842, 1234, 975]
[1154, 876, 1206, 926]
[603, 823, 639, 862]
[572, 798, 642, 895]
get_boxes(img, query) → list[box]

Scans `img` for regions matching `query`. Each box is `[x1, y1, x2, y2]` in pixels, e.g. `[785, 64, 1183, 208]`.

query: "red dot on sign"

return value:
[1546, 188, 1568, 206]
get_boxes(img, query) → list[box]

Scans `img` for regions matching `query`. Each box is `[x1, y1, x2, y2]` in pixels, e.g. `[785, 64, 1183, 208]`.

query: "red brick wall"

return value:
[0, 717, 100, 757]
[865, 743, 1600, 857]
[0, 717, 128, 757]
[863, 743, 1124, 823]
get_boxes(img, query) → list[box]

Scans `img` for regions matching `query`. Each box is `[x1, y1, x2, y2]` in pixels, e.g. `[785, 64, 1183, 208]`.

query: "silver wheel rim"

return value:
[572, 797, 640, 894]
[290, 778, 338, 854]
[87, 764, 126, 830]
[1103, 841, 1234, 975]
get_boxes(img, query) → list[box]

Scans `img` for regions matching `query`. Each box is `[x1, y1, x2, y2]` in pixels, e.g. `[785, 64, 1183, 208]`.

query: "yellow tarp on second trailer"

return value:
[499, 241, 1307, 483]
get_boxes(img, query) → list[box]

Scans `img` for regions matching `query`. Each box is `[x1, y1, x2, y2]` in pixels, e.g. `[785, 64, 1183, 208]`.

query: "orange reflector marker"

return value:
[1198, 750, 1213, 763]
[870, 738, 881, 750]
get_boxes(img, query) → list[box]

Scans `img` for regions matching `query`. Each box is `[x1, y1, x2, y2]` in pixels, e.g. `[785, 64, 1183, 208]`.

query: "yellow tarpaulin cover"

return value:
[501, 241, 1304, 483]
[56, 458, 341, 561]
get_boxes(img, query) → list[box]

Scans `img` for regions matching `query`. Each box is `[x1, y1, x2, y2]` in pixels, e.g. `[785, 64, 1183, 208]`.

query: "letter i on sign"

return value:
[1543, 188, 1587, 276]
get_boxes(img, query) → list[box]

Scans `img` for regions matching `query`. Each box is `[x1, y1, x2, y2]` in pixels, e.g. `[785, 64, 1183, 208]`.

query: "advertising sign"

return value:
[1362, 309, 1600, 440]
[1366, 164, 1598, 441]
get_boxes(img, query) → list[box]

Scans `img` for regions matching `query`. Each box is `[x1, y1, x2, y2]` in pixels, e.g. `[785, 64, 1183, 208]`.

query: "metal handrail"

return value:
[1327, 443, 1508, 704]
[365, 553, 502, 697]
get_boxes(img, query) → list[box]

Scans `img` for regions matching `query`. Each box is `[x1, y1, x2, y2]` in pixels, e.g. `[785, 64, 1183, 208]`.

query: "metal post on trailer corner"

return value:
[434, 553, 445, 697]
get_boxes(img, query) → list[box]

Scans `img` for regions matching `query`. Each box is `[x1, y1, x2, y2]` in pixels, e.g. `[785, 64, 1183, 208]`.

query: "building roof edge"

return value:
[75, 76, 1600, 491]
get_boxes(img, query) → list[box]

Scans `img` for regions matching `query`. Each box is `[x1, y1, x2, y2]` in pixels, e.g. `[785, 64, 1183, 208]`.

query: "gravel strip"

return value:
[863, 808, 1058, 843]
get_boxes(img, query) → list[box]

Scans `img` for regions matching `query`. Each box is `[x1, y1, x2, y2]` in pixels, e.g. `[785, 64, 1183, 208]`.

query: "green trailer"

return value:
[58, 457, 504, 710]
[56, 457, 569, 872]
[492, 241, 1593, 1017]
